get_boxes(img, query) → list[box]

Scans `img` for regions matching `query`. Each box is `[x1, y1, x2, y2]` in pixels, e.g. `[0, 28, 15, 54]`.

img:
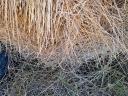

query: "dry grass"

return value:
[0, 0, 128, 96]
[0, 0, 127, 62]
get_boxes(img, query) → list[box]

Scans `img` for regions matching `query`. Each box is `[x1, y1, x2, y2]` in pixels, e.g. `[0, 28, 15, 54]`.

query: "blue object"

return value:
[0, 51, 8, 79]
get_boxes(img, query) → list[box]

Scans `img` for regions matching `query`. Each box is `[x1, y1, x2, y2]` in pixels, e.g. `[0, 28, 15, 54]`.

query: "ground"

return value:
[0, 42, 128, 96]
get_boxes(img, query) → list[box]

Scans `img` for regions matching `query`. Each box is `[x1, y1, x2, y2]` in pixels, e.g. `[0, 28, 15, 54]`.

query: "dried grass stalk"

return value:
[0, 0, 127, 62]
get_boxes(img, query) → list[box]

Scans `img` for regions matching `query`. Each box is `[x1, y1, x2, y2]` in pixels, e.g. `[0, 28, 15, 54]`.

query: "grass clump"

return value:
[0, 0, 128, 96]
[0, 0, 127, 61]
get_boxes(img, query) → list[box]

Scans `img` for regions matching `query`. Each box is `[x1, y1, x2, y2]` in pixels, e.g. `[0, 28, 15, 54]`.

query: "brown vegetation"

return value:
[0, 0, 127, 61]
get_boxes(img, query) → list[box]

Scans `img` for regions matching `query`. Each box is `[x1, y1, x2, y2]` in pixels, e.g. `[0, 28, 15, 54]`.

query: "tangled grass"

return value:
[0, 0, 127, 60]
[0, 0, 128, 96]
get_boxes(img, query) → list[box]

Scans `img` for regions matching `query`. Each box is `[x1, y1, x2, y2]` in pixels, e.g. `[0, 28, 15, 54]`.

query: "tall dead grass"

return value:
[0, 0, 127, 62]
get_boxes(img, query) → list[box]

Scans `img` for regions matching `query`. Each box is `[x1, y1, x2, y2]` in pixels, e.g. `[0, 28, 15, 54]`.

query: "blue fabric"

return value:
[0, 51, 8, 79]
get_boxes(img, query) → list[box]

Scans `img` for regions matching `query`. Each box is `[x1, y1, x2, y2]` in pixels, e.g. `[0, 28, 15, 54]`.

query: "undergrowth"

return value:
[0, 0, 128, 96]
[0, 42, 128, 96]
